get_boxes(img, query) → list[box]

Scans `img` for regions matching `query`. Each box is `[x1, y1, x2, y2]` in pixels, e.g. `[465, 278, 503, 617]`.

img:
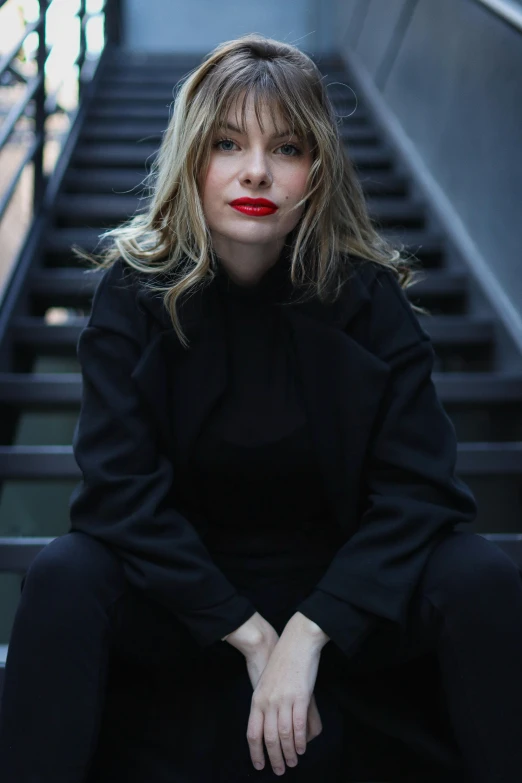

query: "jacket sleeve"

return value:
[68, 260, 257, 648]
[296, 266, 478, 657]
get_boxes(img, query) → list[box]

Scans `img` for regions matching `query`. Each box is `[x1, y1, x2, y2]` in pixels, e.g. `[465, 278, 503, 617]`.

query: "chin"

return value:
[221, 229, 279, 245]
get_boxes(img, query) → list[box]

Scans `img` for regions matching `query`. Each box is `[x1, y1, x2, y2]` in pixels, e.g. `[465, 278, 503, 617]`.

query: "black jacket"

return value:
[68, 256, 477, 656]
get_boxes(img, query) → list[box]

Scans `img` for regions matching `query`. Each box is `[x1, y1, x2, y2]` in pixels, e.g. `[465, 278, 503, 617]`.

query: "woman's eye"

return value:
[215, 138, 237, 152]
[279, 144, 302, 157]
[214, 138, 302, 156]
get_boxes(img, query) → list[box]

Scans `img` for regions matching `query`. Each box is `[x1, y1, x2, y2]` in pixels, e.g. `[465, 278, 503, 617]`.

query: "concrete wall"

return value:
[122, 0, 336, 56]
[332, 0, 522, 346]
[121, 0, 522, 340]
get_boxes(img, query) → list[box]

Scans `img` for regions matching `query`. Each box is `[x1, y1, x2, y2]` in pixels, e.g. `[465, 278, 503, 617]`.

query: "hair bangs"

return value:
[71, 33, 425, 350]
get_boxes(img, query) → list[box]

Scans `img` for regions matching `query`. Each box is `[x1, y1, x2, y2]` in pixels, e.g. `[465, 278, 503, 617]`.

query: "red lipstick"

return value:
[229, 197, 278, 216]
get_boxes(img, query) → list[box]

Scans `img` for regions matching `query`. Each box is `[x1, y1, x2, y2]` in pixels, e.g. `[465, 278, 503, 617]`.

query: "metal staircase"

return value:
[1, 46, 522, 781]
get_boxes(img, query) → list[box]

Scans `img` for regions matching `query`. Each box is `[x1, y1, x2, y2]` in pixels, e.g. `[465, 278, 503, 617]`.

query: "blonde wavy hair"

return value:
[73, 32, 428, 349]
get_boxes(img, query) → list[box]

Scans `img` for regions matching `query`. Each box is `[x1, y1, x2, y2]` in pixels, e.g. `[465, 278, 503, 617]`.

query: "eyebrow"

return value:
[221, 122, 297, 139]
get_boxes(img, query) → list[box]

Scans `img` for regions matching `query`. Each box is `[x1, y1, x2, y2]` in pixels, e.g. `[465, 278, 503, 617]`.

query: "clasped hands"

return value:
[224, 611, 329, 776]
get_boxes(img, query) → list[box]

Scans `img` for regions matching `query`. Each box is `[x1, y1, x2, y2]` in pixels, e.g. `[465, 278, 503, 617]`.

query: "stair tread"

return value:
[0, 443, 520, 480]
[62, 167, 405, 195]
[3, 369, 522, 406]
[53, 192, 425, 225]
[71, 142, 391, 168]
[30, 265, 465, 302]
[87, 103, 370, 123]
[80, 121, 378, 144]
[10, 312, 496, 347]
[44, 226, 445, 254]
[95, 85, 358, 103]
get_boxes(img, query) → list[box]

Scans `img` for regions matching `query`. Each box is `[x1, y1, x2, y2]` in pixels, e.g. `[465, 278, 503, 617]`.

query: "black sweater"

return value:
[174, 256, 346, 639]
[69, 252, 477, 655]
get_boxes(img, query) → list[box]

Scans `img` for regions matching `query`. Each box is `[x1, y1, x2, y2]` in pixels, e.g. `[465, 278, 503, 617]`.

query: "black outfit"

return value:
[175, 258, 346, 639]
[2, 253, 522, 782]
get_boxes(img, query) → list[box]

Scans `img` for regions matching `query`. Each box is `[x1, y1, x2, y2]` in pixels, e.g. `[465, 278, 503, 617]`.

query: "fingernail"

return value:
[254, 762, 263, 770]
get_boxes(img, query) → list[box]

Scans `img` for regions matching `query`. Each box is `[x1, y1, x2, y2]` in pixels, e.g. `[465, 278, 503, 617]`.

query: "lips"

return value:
[229, 197, 278, 216]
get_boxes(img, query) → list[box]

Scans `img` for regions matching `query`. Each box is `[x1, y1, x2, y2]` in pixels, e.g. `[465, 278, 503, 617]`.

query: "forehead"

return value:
[220, 91, 289, 132]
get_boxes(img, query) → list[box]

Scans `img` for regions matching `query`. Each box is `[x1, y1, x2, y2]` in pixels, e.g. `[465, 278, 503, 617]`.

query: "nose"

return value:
[240, 148, 272, 188]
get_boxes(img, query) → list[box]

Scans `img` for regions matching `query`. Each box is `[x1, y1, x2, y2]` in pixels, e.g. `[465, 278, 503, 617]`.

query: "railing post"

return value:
[0, 0, 118, 294]
[77, 0, 87, 100]
[32, 0, 48, 214]
[105, 0, 123, 46]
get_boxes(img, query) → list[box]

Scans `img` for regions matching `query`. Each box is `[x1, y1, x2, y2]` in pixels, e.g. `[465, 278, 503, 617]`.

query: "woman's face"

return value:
[197, 92, 313, 284]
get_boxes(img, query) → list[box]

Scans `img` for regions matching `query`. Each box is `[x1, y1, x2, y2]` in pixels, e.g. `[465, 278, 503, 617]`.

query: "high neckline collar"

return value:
[213, 247, 294, 306]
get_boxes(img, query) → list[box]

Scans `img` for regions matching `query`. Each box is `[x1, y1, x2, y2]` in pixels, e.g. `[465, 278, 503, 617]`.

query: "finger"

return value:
[264, 706, 286, 775]
[307, 695, 323, 740]
[277, 702, 298, 768]
[293, 697, 309, 755]
[246, 703, 265, 770]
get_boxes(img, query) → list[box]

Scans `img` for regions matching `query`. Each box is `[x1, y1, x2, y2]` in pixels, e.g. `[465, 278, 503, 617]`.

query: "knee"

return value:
[22, 531, 125, 601]
[421, 531, 522, 610]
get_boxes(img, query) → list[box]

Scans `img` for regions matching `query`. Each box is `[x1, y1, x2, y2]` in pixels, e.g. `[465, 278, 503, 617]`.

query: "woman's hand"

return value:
[243, 627, 323, 761]
[224, 611, 324, 771]
[245, 621, 324, 775]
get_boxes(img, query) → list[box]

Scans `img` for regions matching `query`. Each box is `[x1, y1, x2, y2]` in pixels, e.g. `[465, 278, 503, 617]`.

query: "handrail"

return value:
[474, 0, 522, 33]
[0, 0, 121, 252]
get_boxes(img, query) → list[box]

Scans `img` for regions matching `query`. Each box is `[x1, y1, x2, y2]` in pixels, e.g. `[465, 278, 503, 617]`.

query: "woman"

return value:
[2, 32, 522, 783]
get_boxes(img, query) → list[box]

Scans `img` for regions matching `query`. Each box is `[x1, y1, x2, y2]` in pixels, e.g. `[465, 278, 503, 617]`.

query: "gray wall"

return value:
[122, 0, 521, 341]
[333, 0, 522, 346]
[123, 0, 336, 56]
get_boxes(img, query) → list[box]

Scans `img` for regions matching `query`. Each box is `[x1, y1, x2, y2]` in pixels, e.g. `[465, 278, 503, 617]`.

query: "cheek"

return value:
[286, 163, 311, 198]
[205, 157, 227, 184]
[199, 169, 221, 212]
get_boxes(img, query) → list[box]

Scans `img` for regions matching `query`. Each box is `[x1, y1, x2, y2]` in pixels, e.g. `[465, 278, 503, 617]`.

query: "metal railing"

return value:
[474, 0, 522, 32]
[0, 0, 121, 267]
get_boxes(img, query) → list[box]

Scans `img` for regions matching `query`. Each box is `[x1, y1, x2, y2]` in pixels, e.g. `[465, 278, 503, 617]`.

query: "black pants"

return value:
[1, 529, 522, 783]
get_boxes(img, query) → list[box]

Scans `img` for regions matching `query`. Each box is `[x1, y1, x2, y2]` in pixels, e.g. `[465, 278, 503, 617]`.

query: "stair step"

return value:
[0, 372, 83, 406]
[53, 193, 425, 229]
[99, 66, 350, 87]
[0, 442, 519, 479]
[10, 317, 87, 350]
[1, 532, 521, 575]
[418, 315, 494, 345]
[0, 446, 79, 478]
[0, 537, 54, 571]
[86, 99, 368, 121]
[97, 85, 358, 105]
[29, 266, 466, 305]
[43, 227, 446, 265]
[407, 269, 467, 298]
[54, 193, 150, 224]
[3, 530, 522, 701]
[366, 198, 425, 228]
[31, 267, 101, 297]
[45, 227, 111, 257]
[99, 71, 200, 86]
[2, 370, 522, 410]
[62, 167, 408, 197]
[71, 142, 393, 170]
[88, 104, 186, 120]
[87, 102, 370, 125]
[433, 371, 522, 401]
[103, 52, 346, 70]
[381, 229, 446, 264]
[94, 82, 357, 105]
[105, 51, 203, 67]
[80, 120, 380, 146]
[9, 313, 495, 351]
[458, 443, 522, 474]
[95, 86, 194, 102]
